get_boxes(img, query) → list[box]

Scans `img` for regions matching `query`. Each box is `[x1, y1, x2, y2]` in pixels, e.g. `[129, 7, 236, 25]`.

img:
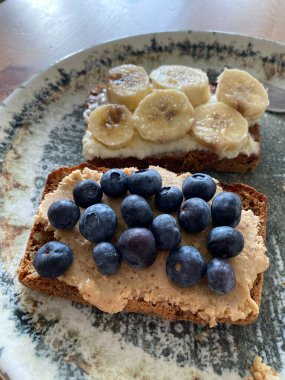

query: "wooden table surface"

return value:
[0, 0, 285, 101]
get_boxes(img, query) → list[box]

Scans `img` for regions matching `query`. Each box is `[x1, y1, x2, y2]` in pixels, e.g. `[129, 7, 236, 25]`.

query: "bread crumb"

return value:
[245, 356, 279, 380]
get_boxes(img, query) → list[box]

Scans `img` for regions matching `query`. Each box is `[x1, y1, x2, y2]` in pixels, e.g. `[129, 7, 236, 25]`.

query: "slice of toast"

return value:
[84, 86, 260, 173]
[18, 163, 267, 325]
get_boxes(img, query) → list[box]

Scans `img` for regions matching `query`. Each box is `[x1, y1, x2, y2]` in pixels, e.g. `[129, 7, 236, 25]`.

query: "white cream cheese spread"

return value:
[82, 129, 259, 161]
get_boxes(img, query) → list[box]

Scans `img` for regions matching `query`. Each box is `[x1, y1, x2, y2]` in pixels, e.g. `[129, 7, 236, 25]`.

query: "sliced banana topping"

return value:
[106, 64, 152, 111]
[133, 89, 194, 143]
[88, 104, 135, 149]
[149, 65, 210, 107]
[216, 68, 269, 123]
[192, 102, 249, 152]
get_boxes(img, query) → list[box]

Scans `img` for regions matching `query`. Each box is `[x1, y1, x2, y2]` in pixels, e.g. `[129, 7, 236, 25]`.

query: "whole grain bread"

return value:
[85, 86, 260, 173]
[18, 163, 267, 325]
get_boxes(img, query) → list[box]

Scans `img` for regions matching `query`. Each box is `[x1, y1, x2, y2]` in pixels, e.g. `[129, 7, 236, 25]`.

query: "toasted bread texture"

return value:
[18, 163, 267, 325]
[84, 86, 260, 173]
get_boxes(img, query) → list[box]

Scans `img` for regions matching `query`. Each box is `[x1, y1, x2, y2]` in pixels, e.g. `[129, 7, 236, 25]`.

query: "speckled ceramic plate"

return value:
[1, 31, 285, 380]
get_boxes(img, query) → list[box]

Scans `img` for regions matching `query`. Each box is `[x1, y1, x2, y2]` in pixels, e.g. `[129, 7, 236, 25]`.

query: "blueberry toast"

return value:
[18, 164, 268, 327]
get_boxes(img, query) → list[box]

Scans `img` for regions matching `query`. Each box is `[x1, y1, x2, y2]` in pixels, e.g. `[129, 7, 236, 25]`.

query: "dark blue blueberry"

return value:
[118, 228, 157, 269]
[207, 226, 244, 258]
[47, 199, 80, 229]
[33, 241, 73, 278]
[178, 198, 211, 233]
[166, 245, 207, 287]
[211, 192, 242, 227]
[182, 173, 216, 202]
[207, 258, 236, 294]
[73, 180, 103, 208]
[79, 204, 117, 243]
[121, 194, 153, 227]
[100, 169, 128, 198]
[151, 214, 181, 251]
[155, 186, 183, 213]
[128, 169, 162, 197]
[92, 242, 121, 275]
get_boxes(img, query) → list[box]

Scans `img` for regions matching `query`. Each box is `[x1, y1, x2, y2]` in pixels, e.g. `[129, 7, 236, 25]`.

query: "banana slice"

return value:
[149, 65, 210, 107]
[216, 68, 269, 123]
[192, 102, 248, 152]
[88, 104, 135, 149]
[133, 89, 194, 143]
[106, 64, 152, 111]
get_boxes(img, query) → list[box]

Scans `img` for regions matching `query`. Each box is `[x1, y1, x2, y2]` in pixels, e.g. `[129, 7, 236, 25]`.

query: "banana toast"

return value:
[18, 164, 269, 326]
[82, 66, 268, 173]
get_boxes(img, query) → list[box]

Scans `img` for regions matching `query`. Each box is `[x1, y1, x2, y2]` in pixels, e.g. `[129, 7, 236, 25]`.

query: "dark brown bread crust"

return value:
[18, 163, 267, 325]
[87, 141, 259, 174]
[85, 85, 260, 173]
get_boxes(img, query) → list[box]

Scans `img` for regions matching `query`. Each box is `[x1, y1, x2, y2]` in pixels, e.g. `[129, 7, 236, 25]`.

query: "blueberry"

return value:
[121, 194, 153, 227]
[47, 199, 80, 229]
[155, 186, 183, 213]
[207, 258, 236, 294]
[79, 204, 117, 243]
[92, 242, 121, 275]
[207, 226, 244, 259]
[166, 246, 207, 287]
[178, 198, 211, 233]
[33, 241, 73, 278]
[151, 214, 181, 251]
[118, 228, 157, 269]
[211, 192, 242, 227]
[128, 169, 162, 197]
[182, 173, 216, 201]
[100, 169, 128, 198]
[73, 180, 103, 208]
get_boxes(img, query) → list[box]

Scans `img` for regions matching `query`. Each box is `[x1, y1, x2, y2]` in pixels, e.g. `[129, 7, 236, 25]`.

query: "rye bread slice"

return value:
[18, 163, 267, 325]
[84, 86, 260, 173]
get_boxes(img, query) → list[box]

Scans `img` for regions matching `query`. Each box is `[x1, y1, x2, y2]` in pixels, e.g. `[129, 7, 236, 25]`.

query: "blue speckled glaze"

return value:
[0, 31, 285, 380]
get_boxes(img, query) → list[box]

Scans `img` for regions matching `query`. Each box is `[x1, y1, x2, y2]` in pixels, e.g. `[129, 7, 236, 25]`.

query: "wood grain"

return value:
[0, 65, 36, 101]
[0, 0, 285, 99]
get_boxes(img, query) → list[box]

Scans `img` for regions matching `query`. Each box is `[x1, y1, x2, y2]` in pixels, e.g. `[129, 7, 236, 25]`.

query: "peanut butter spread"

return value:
[34, 166, 269, 326]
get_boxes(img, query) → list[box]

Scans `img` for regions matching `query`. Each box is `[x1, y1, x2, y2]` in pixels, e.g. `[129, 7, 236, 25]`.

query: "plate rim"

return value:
[1, 29, 285, 108]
